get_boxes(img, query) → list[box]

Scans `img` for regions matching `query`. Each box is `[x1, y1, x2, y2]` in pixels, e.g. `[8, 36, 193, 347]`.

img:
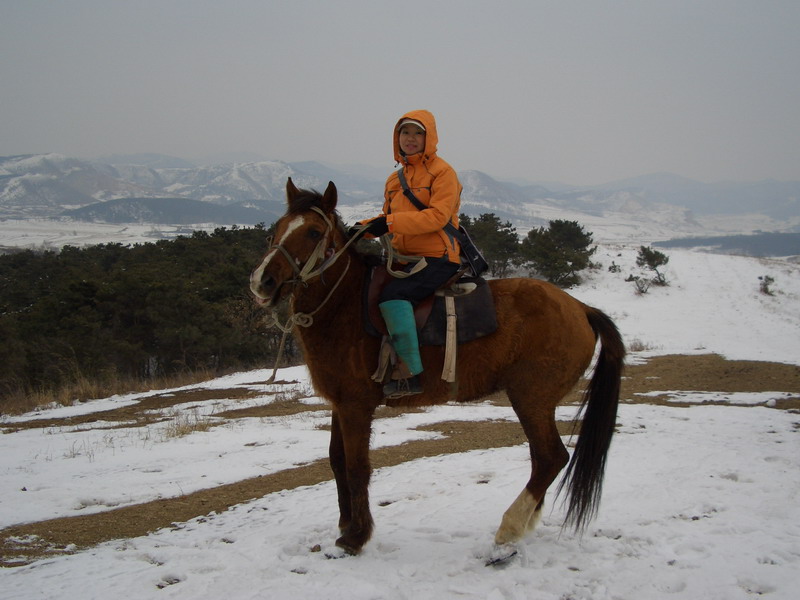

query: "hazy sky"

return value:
[2, 0, 799, 185]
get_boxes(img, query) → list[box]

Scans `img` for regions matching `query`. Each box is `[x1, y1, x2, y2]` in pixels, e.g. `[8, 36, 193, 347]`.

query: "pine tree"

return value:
[0, 225, 275, 401]
[636, 246, 669, 286]
[521, 220, 596, 287]
[460, 213, 520, 277]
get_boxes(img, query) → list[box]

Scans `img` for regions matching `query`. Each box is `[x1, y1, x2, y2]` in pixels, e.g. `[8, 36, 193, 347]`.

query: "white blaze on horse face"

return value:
[279, 216, 307, 270]
[249, 251, 274, 298]
[276, 215, 306, 246]
[250, 215, 306, 299]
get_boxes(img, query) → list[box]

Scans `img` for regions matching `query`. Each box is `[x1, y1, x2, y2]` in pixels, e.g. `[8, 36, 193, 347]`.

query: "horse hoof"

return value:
[484, 543, 519, 568]
[323, 546, 352, 560]
[335, 536, 363, 556]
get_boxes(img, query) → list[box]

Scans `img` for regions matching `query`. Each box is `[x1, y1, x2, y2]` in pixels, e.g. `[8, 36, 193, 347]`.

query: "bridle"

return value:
[265, 205, 425, 288]
[267, 206, 347, 286]
[258, 205, 428, 382]
[260, 206, 359, 382]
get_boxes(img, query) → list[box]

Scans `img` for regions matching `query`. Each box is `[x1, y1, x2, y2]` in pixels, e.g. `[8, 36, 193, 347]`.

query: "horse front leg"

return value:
[330, 404, 374, 554]
[329, 410, 351, 532]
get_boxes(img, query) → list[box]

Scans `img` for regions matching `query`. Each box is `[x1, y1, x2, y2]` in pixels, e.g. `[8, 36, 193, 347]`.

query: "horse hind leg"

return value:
[526, 497, 546, 532]
[495, 488, 540, 545]
[495, 406, 569, 545]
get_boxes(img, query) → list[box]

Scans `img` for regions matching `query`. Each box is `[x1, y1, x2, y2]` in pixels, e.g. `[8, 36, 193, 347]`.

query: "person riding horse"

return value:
[251, 177, 624, 557]
[352, 110, 463, 399]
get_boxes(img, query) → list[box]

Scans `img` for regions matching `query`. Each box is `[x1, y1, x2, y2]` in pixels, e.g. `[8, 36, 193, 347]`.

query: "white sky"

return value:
[2, 0, 799, 185]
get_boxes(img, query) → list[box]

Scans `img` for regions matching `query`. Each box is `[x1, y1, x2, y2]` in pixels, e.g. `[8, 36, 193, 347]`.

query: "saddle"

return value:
[363, 265, 497, 344]
[363, 265, 498, 387]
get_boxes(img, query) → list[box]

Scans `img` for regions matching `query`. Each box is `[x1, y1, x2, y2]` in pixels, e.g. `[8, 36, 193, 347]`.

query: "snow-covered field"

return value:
[0, 219, 219, 250]
[1, 239, 799, 598]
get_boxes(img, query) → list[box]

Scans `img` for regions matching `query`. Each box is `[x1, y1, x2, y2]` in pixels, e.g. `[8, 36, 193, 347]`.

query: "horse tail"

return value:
[558, 306, 625, 532]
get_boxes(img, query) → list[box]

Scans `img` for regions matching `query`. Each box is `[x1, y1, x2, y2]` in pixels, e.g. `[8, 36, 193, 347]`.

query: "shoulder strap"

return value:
[396, 168, 427, 211]
[396, 169, 464, 242]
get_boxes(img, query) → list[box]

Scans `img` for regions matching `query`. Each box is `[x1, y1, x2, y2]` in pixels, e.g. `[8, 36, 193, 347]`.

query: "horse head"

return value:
[250, 178, 343, 307]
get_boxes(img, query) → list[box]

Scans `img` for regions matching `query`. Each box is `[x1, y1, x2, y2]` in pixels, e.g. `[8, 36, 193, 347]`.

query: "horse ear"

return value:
[286, 177, 300, 206]
[321, 181, 338, 213]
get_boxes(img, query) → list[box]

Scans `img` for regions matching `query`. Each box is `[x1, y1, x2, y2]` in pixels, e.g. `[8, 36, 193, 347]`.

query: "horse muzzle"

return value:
[250, 255, 290, 307]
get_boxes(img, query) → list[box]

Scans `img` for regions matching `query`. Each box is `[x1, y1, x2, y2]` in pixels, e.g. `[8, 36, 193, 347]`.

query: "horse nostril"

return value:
[250, 269, 273, 299]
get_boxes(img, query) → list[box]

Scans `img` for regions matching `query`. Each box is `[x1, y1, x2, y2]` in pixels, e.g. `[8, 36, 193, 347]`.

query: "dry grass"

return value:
[162, 408, 216, 439]
[1, 369, 219, 417]
[627, 338, 655, 352]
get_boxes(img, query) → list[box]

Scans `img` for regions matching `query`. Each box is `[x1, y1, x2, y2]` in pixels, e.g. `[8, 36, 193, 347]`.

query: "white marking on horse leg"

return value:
[525, 498, 544, 533]
[495, 488, 539, 545]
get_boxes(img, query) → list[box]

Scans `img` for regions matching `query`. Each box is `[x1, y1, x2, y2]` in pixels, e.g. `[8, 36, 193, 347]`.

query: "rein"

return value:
[261, 206, 427, 382]
[263, 206, 358, 382]
[264, 253, 351, 383]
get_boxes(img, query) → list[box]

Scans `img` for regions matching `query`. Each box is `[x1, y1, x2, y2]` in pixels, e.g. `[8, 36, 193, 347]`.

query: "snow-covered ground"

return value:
[1, 242, 799, 599]
[0, 219, 219, 250]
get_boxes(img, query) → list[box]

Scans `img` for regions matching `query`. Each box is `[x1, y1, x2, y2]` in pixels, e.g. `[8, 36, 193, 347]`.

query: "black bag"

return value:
[453, 222, 489, 277]
[396, 169, 489, 277]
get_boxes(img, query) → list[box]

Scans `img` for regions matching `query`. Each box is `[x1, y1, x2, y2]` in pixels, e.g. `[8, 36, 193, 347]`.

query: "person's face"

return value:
[398, 125, 426, 155]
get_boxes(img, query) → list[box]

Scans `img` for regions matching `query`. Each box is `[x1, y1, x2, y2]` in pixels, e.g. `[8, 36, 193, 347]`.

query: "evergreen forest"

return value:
[0, 226, 291, 409]
[1, 214, 595, 413]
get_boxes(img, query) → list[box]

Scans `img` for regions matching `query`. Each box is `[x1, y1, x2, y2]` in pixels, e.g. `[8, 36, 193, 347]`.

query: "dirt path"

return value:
[2, 354, 799, 566]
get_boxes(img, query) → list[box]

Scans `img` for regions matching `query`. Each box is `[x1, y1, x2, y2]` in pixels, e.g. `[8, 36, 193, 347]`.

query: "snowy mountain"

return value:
[0, 154, 355, 221]
[593, 172, 800, 219]
[62, 197, 282, 226]
[0, 154, 154, 218]
[2, 153, 799, 247]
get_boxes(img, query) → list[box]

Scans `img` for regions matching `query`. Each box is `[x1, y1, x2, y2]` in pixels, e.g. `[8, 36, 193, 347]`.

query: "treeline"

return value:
[0, 226, 292, 406]
[461, 213, 596, 286]
[0, 213, 598, 412]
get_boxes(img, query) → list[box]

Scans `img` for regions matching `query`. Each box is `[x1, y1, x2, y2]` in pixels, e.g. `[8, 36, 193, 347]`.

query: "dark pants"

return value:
[379, 257, 461, 305]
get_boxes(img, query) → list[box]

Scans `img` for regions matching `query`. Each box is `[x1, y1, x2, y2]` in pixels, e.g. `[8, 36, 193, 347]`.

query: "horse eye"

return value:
[307, 229, 322, 240]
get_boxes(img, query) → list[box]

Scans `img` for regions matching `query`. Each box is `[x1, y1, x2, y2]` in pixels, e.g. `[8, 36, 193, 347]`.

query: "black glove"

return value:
[348, 217, 388, 239]
[365, 217, 388, 237]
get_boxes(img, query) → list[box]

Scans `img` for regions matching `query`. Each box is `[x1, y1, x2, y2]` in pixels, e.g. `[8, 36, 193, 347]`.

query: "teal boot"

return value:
[379, 300, 423, 398]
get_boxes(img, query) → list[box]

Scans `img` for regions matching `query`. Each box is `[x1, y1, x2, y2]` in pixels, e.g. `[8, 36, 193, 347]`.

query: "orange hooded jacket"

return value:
[367, 110, 462, 264]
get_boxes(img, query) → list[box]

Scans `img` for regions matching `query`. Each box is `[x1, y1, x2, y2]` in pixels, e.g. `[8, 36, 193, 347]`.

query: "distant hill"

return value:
[0, 154, 153, 217]
[592, 172, 800, 220]
[2, 153, 799, 243]
[63, 197, 281, 225]
[96, 153, 198, 169]
[654, 232, 800, 257]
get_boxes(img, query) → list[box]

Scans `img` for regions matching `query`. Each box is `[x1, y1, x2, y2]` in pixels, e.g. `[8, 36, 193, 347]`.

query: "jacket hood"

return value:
[393, 109, 438, 164]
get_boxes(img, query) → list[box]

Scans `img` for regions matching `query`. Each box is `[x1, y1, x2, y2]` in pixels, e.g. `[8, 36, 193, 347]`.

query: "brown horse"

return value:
[250, 179, 625, 556]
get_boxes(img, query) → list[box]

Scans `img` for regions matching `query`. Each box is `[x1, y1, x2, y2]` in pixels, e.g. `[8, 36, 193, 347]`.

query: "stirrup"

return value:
[383, 374, 423, 399]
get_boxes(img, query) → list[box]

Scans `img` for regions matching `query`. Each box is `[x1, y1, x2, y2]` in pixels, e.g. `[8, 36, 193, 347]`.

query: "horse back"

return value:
[424, 277, 599, 403]
[488, 277, 596, 341]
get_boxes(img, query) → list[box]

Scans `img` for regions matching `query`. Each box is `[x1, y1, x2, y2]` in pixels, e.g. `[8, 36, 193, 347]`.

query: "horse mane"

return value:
[286, 187, 369, 257]
[286, 188, 326, 216]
